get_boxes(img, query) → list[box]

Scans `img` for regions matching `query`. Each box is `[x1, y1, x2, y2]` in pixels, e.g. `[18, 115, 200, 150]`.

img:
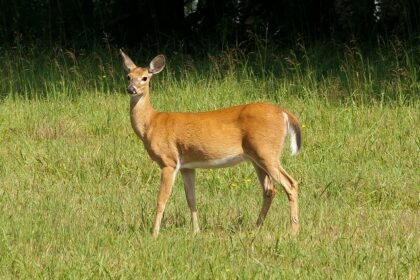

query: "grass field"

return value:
[0, 43, 419, 278]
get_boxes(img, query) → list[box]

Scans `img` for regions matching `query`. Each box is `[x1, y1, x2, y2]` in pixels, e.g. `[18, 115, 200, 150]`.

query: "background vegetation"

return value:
[0, 0, 419, 278]
[1, 0, 419, 46]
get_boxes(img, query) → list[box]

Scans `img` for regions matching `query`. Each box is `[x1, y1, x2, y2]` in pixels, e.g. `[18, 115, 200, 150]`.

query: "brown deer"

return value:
[120, 50, 302, 237]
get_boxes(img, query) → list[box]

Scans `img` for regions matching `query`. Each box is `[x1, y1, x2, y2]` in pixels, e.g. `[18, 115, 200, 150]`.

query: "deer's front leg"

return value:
[153, 166, 177, 238]
[181, 169, 200, 234]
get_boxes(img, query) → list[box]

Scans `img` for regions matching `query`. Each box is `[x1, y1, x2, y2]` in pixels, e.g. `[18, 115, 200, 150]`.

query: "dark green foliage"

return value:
[0, 0, 418, 46]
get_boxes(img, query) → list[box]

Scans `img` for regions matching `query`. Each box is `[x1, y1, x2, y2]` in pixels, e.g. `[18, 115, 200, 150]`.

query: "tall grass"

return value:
[1, 39, 419, 103]
[0, 42, 419, 278]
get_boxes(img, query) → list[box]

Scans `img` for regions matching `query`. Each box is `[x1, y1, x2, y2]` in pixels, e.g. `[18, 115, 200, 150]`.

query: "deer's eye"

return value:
[141, 77, 148, 82]
[127, 75, 131, 81]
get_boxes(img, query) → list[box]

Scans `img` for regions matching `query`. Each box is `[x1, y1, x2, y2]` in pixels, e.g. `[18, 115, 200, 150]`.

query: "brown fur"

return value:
[120, 50, 302, 237]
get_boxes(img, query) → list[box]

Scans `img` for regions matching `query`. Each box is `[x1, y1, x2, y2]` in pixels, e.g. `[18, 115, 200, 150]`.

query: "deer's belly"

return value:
[180, 155, 246, 169]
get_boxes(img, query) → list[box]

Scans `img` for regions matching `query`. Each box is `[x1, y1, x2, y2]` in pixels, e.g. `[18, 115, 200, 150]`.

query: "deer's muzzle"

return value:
[127, 84, 137, 95]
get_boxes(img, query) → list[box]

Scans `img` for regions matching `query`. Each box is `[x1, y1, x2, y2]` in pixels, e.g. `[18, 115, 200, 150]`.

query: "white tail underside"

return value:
[283, 112, 299, 156]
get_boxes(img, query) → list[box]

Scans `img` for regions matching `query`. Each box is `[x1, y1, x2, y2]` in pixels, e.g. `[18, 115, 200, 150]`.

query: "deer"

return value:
[119, 50, 302, 237]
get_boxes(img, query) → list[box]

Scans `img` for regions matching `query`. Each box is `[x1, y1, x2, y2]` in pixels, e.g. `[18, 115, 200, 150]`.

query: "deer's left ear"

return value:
[149, 55, 166, 74]
[120, 49, 137, 72]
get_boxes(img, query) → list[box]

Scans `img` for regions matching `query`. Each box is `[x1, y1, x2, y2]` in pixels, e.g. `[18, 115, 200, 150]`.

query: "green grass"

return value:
[0, 44, 419, 278]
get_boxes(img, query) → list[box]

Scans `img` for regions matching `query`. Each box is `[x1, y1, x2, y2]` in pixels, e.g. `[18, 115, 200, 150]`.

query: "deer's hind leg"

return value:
[253, 163, 277, 227]
[249, 152, 299, 235]
[276, 165, 299, 234]
[265, 162, 299, 235]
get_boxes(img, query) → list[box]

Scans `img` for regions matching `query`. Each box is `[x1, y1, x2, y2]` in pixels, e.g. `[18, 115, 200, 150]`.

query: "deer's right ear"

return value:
[119, 49, 137, 72]
[149, 55, 166, 74]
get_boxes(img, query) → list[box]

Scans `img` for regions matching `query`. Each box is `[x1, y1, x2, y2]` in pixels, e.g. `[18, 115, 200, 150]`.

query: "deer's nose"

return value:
[127, 84, 137, 95]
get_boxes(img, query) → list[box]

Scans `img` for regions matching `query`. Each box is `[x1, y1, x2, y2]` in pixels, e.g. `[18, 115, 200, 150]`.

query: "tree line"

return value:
[0, 0, 418, 46]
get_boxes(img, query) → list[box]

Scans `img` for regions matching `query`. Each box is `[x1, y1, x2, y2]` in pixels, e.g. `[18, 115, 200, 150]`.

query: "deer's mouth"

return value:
[127, 85, 145, 97]
[127, 84, 138, 95]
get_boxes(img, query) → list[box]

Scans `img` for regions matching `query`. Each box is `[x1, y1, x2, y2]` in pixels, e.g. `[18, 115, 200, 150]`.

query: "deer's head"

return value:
[119, 50, 165, 97]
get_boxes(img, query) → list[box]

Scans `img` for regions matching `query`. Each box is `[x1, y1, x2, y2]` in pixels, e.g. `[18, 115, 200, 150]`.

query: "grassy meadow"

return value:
[0, 42, 419, 278]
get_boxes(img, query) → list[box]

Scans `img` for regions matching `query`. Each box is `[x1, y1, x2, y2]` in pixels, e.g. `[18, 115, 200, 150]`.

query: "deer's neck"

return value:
[130, 94, 156, 140]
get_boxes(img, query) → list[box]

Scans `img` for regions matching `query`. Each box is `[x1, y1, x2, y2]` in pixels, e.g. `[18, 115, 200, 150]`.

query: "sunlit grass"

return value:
[0, 43, 419, 278]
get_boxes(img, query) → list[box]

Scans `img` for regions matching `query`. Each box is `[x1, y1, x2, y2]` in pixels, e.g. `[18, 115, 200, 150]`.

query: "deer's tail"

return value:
[283, 111, 302, 156]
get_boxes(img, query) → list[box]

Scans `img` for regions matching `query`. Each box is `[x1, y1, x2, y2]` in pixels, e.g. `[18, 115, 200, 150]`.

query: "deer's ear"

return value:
[149, 55, 166, 74]
[120, 49, 137, 72]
